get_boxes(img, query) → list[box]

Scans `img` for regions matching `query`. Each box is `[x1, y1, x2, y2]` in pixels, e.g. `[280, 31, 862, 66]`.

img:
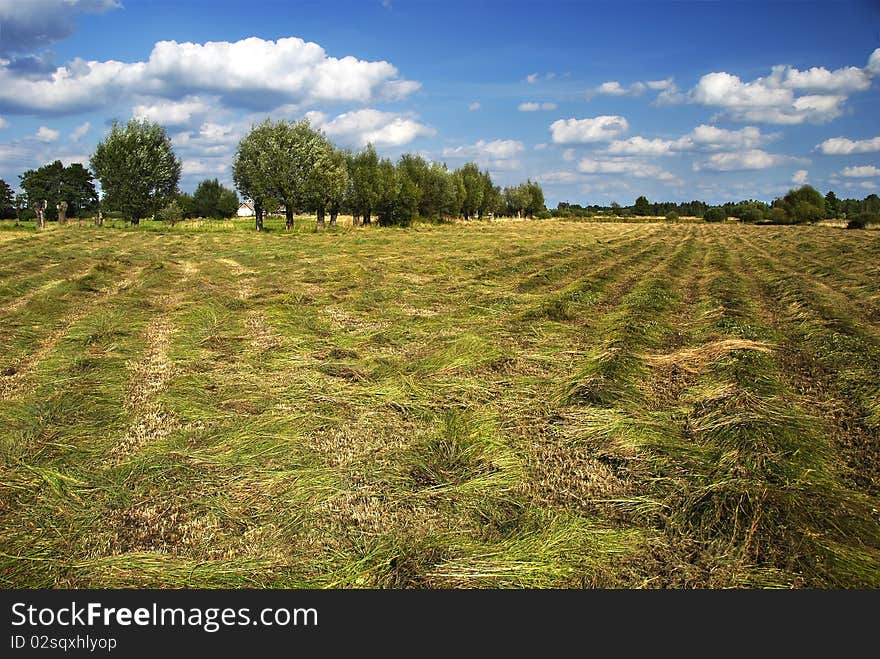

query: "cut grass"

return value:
[0, 219, 878, 588]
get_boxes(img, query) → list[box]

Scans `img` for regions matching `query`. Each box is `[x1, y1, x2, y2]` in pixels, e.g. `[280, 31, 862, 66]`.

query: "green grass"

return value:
[1, 219, 878, 588]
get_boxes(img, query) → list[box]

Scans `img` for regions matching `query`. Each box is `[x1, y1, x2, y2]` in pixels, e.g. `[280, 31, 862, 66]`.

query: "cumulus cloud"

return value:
[550, 116, 628, 143]
[70, 121, 90, 141]
[0, 0, 120, 55]
[468, 101, 480, 111]
[596, 81, 628, 96]
[607, 124, 772, 156]
[593, 78, 675, 99]
[817, 135, 880, 155]
[536, 171, 581, 184]
[35, 126, 59, 142]
[518, 101, 557, 111]
[868, 48, 880, 75]
[0, 36, 421, 115]
[181, 159, 228, 177]
[526, 73, 539, 84]
[840, 165, 880, 178]
[577, 157, 678, 181]
[307, 108, 434, 147]
[791, 169, 809, 184]
[441, 139, 525, 170]
[133, 96, 213, 127]
[687, 53, 877, 124]
[693, 149, 807, 172]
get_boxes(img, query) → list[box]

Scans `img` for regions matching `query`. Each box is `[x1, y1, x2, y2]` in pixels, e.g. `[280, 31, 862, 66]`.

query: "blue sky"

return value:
[1, 0, 879, 206]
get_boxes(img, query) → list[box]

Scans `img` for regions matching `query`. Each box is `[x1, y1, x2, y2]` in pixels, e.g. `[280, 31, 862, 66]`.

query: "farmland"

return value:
[1, 218, 879, 588]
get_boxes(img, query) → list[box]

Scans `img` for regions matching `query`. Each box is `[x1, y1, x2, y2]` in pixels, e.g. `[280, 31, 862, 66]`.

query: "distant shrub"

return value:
[534, 210, 552, 220]
[738, 207, 763, 223]
[703, 207, 726, 223]
[158, 200, 183, 226]
[767, 207, 790, 225]
[665, 211, 679, 222]
[847, 212, 880, 230]
[104, 210, 124, 219]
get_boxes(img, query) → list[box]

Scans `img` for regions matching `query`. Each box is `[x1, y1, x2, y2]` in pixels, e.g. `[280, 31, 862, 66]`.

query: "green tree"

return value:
[525, 180, 545, 217]
[374, 158, 399, 226]
[824, 190, 840, 219]
[232, 120, 277, 231]
[348, 144, 380, 225]
[312, 147, 349, 228]
[457, 163, 484, 220]
[478, 170, 500, 219]
[0, 179, 14, 219]
[703, 207, 726, 223]
[634, 195, 651, 216]
[157, 199, 183, 226]
[19, 161, 99, 221]
[773, 185, 825, 224]
[90, 120, 181, 225]
[192, 178, 239, 219]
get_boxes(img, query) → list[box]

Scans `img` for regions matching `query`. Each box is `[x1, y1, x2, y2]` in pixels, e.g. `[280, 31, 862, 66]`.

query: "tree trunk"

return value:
[317, 207, 326, 229]
[329, 210, 338, 227]
[363, 210, 371, 225]
[131, 216, 140, 226]
[285, 206, 294, 230]
[255, 204, 263, 231]
[94, 211, 103, 227]
[353, 211, 360, 226]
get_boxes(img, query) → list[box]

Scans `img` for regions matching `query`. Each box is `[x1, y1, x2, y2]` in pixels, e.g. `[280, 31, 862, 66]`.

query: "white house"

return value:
[237, 202, 254, 217]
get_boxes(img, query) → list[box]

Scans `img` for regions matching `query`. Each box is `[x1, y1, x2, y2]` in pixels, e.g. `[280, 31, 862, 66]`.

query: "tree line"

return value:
[1, 117, 876, 230]
[0, 118, 546, 229]
[553, 187, 880, 227]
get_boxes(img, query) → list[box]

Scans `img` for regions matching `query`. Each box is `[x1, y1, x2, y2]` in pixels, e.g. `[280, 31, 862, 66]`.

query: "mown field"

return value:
[1, 218, 879, 588]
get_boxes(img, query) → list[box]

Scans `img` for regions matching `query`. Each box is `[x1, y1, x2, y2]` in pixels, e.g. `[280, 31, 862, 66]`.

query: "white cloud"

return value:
[817, 135, 880, 155]
[518, 101, 557, 111]
[792, 169, 808, 184]
[859, 181, 877, 190]
[562, 148, 575, 161]
[550, 116, 628, 143]
[35, 126, 60, 142]
[0, 36, 420, 115]
[693, 149, 806, 172]
[181, 159, 228, 177]
[687, 52, 877, 124]
[577, 157, 678, 181]
[607, 124, 771, 156]
[840, 165, 880, 178]
[536, 171, 580, 184]
[0, 116, 7, 129]
[70, 121, 90, 141]
[309, 108, 434, 147]
[607, 136, 677, 156]
[868, 48, 880, 75]
[0, 0, 120, 55]
[526, 73, 539, 84]
[441, 139, 525, 170]
[596, 81, 628, 96]
[533, 143, 547, 151]
[133, 96, 213, 127]
[468, 101, 480, 111]
[594, 78, 674, 98]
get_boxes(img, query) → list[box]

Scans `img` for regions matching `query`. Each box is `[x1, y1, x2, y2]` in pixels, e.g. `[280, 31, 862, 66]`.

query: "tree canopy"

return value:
[18, 161, 98, 221]
[90, 119, 181, 225]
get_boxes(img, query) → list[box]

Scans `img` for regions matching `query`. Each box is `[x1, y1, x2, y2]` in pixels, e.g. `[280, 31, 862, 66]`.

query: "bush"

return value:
[846, 212, 880, 230]
[738, 207, 763, 223]
[665, 211, 679, 222]
[158, 200, 184, 226]
[534, 210, 552, 220]
[703, 207, 726, 223]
